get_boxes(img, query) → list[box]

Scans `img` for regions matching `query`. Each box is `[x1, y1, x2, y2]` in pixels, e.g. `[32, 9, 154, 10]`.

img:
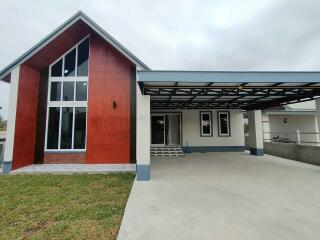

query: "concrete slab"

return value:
[118, 152, 320, 240]
[11, 164, 136, 174]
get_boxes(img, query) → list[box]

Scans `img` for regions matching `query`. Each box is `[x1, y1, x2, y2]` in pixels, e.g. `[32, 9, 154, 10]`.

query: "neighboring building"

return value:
[262, 101, 320, 144]
[1, 12, 320, 180]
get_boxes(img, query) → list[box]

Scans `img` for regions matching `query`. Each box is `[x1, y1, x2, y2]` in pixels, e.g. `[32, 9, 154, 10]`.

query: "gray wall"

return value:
[264, 142, 320, 166]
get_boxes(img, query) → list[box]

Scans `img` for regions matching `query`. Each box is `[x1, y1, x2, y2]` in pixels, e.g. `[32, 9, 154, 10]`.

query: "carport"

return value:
[136, 71, 320, 181]
[119, 152, 320, 240]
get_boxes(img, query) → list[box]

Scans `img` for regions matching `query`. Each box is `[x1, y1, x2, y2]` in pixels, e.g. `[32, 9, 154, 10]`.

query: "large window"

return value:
[45, 36, 89, 151]
[218, 111, 231, 137]
[200, 111, 212, 137]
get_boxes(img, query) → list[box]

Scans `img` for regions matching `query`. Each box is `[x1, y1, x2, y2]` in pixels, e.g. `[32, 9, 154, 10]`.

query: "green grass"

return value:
[0, 173, 135, 240]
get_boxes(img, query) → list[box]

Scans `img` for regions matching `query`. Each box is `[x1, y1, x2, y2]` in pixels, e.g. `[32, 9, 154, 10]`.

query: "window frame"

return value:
[200, 111, 213, 137]
[218, 111, 231, 137]
[45, 35, 90, 152]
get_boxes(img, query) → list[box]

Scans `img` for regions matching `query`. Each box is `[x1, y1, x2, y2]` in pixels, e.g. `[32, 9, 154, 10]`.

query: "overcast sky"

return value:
[1, 0, 320, 119]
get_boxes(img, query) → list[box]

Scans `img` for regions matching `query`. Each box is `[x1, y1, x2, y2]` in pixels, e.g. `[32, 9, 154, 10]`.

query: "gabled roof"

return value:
[0, 11, 150, 81]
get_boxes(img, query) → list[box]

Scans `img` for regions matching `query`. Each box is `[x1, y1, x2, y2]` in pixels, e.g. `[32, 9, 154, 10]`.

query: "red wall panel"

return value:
[86, 34, 132, 163]
[12, 65, 40, 170]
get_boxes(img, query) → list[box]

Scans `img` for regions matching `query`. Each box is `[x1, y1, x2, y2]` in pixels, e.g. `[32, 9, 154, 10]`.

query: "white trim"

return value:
[3, 66, 20, 163]
[45, 36, 89, 152]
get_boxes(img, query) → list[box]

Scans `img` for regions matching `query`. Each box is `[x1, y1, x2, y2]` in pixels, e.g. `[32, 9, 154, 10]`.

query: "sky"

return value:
[1, 0, 320, 119]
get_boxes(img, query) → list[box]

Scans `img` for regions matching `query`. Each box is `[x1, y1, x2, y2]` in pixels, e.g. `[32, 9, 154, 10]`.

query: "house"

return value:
[1, 11, 320, 181]
[262, 101, 320, 145]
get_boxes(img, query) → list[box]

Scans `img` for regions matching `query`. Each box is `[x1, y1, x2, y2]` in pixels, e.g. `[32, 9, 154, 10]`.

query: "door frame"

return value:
[150, 112, 182, 147]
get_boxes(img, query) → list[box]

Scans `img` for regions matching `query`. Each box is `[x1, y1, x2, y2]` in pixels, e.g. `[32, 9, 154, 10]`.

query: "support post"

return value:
[3, 66, 20, 174]
[296, 130, 301, 145]
[136, 83, 150, 181]
[247, 109, 264, 156]
[262, 111, 271, 142]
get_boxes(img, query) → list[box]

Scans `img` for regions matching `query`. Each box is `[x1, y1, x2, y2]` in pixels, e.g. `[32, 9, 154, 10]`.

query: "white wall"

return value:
[0, 82, 10, 120]
[268, 115, 318, 143]
[136, 84, 150, 165]
[3, 66, 19, 164]
[153, 109, 244, 147]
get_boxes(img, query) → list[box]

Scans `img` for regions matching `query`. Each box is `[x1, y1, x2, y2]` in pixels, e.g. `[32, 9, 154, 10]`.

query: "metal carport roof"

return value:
[137, 71, 320, 110]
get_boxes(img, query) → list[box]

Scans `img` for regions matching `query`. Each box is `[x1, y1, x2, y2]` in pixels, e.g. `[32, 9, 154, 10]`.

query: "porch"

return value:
[136, 71, 320, 181]
[118, 152, 320, 240]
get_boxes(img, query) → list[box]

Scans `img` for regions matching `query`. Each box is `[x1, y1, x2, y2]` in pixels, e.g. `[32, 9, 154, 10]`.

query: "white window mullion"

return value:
[71, 107, 75, 149]
[75, 46, 78, 77]
[58, 107, 62, 149]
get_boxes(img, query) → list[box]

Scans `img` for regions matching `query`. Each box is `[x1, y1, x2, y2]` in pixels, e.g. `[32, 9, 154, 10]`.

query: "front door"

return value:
[151, 114, 181, 146]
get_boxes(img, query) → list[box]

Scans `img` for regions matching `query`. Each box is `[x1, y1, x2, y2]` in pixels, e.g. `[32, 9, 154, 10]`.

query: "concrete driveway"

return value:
[118, 152, 320, 240]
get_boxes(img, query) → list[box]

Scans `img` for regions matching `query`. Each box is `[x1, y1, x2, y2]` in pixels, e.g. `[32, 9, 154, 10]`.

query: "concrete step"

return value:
[150, 146, 184, 157]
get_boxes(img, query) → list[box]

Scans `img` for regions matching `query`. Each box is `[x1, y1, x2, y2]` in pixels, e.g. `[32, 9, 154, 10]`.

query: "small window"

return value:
[47, 107, 60, 149]
[62, 82, 74, 101]
[74, 107, 87, 149]
[200, 111, 212, 137]
[77, 38, 89, 76]
[218, 111, 230, 137]
[60, 107, 74, 149]
[50, 82, 61, 101]
[51, 59, 63, 77]
[76, 82, 87, 101]
[64, 48, 76, 76]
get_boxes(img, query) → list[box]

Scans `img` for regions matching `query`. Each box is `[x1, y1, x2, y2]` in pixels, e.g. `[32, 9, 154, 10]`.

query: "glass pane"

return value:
[50, 82, 61, 101]
[77, 38, 89, 76]
[51, 59, 63, 77]
[60, 107, 73, 149]
[165, 115, 180, 145]
[202, 113, 211, 135]
[64, 48, 76, 76]
[47, 107, 60, 149]
[151, 116, 165, 144]
[76, 82, 87, 101]
[63, 82, 74, 101]
[74, 107, 86, 149]
[220, 113, 229, 134]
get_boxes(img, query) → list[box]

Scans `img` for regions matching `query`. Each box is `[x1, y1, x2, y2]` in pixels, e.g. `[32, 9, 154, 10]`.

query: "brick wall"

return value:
[44, 153, 86, 164]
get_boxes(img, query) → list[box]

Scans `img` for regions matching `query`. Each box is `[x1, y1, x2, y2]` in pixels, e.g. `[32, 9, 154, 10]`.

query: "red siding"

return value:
[86, 34, 132, 163]
[44, 153, 86, 164]
[12, 65, 40, 170]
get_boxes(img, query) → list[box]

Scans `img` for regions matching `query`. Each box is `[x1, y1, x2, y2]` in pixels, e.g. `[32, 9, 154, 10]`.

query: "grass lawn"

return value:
[0, 173, 135, 240]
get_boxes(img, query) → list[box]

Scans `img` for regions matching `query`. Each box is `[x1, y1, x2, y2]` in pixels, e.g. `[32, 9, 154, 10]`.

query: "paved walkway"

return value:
[11, 164, 135, 174]
[118, 152, 320, 240]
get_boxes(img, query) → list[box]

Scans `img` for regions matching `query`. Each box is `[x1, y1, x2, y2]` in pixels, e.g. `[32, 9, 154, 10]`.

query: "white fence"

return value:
[263, 131, 320, 146]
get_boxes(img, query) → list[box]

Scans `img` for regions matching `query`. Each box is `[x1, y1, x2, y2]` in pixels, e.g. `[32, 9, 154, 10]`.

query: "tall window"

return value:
[45, 36, 89, 151]
[218, 111, 231, 136]
[200, 111, 212, 137]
